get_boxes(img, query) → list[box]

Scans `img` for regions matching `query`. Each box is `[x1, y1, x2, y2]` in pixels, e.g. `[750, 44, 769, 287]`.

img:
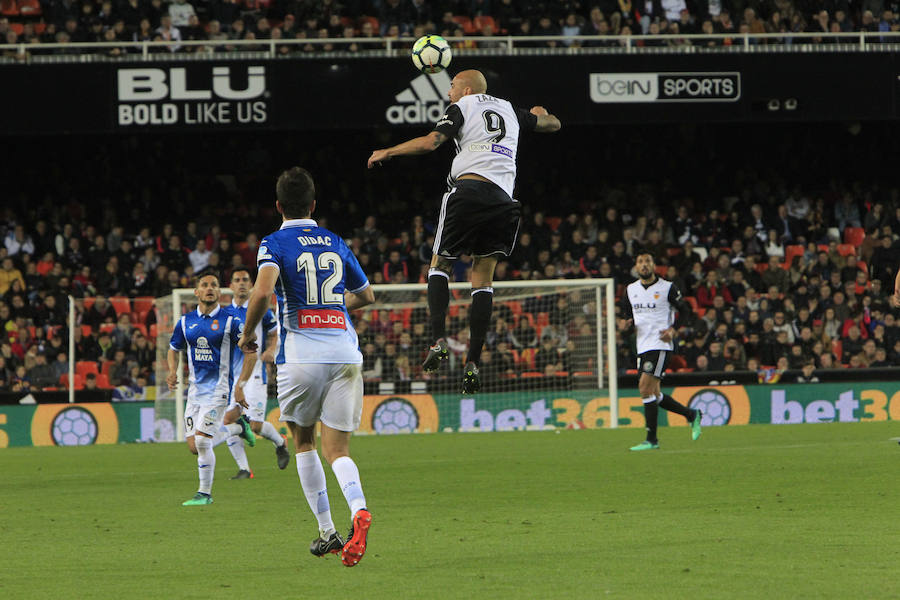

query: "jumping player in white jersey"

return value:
[238, 167, 375, 567]
[619, 253, 702, 451]
[367, 69, 561, 393]
[166, 271, 257, 505]
[221, 267, 290, 479]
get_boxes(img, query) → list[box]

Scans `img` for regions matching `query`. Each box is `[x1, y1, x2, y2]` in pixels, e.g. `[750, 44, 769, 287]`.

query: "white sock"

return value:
[259, 421, 285, 446]
[227, 436, 250, 471]
[211, 429, 228, 448]
[296, 451, 335, 536]
[331, 456, 367, 518]
[195, 435, 215, 495]
[222, 423, 243, 437]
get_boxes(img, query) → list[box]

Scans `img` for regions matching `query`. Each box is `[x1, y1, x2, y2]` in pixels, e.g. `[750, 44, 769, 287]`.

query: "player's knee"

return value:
[323, 448, 349, 465]
[429, 262, 451, 277]
[250, 421, 263, 434]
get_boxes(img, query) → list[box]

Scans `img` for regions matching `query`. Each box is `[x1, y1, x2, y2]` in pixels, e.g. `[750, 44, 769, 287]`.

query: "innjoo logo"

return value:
[386, 71, 452, 124]
[590, 72, 741, 103]
[297, 309, 347, 329]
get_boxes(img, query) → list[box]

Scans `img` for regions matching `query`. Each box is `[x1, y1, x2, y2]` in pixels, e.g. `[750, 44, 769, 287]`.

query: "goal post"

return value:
[154, 278, 618, 439]
[362, 279, 618, 431]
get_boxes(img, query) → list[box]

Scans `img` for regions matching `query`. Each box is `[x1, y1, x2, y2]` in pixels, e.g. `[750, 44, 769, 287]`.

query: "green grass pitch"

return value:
[2, 422, 899, 599]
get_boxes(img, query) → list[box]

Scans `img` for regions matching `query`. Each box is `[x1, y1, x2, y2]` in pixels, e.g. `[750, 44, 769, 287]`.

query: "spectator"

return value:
[83, 296, 117, 329]
[834, 194, 862, 231]
[156, 14, 183, 51]
[84, 372, 99, 391]
[5, 225, 35, 257]
[0, 258, 25, 297]
[696, 270, 733, 308]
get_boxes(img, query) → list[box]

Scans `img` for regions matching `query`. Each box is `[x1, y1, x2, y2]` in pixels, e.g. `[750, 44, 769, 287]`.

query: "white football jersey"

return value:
[624, 278, 680, 354]
[435, 94, 532, 198]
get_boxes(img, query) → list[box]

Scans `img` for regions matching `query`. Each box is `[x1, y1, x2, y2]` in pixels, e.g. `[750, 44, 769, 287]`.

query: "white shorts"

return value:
[228, 375, 267, 422]
[184, 398, 228, 438]
[277, 363, 363, 432]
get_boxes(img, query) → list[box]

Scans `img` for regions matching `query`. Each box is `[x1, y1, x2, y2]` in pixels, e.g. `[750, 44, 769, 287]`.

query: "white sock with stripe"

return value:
[195, 435, 215, 495]
[227, 436, 250, 471]
[331, 456, 367, 518]
[297, 450, 335, 537]
[259, 421, 285, 447]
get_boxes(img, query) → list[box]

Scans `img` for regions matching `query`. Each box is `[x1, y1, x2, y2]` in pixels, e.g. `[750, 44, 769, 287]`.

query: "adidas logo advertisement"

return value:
[385, 71, 451, 124]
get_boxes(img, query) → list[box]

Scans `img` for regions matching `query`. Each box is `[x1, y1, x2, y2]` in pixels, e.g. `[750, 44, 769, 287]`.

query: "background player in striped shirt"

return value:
[619, 253, 702, 451]
[238, 167, 375, 566]
[166, 271, 256, 505]
[221, 267, 290, 479]
[367, 69, 560, 393]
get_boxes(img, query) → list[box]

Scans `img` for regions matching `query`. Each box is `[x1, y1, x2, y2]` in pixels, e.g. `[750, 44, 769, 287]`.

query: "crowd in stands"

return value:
[2, 0, 899, 56]
[1, 122, 899, 393]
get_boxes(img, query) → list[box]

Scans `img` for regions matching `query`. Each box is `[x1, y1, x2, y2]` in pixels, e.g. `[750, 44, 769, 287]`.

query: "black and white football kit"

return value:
[621, 276, 692, 379]
[431, 94, 538, 259]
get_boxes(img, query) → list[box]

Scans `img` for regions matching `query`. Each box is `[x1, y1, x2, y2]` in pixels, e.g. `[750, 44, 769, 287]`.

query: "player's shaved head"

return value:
[456, 70, 487, 94]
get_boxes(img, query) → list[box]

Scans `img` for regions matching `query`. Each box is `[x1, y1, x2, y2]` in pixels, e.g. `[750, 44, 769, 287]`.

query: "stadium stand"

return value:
[0, 0, 897, 55]
[1, 119, 899, 393]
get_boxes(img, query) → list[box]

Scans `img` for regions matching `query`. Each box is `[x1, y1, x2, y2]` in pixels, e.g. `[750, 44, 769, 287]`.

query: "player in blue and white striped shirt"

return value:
[220, 266, 288, 479]
[238, 167, 375, 566]
[166, 271, 257, 506]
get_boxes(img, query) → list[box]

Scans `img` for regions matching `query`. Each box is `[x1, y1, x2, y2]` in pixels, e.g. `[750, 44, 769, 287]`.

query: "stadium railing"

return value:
[2, 32, 900, 62]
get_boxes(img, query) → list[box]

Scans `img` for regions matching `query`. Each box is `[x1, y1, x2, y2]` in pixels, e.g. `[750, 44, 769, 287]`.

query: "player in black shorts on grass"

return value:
[367, 70, 560, 393]
[619, 253, 702, 450]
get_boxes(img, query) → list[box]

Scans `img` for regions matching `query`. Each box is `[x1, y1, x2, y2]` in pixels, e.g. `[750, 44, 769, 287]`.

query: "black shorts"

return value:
[432, 179, 521, 259]
[637, 350, 671, 379]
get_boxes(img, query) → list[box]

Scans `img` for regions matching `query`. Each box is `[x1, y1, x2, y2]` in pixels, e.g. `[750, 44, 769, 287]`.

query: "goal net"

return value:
[154, 279, 617, 440]
[358, 280, 617, 433]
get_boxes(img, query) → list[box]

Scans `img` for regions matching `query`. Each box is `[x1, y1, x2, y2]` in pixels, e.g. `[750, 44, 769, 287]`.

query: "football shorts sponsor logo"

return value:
[589, 73, 740, 103]
[297, 309, 347, 329]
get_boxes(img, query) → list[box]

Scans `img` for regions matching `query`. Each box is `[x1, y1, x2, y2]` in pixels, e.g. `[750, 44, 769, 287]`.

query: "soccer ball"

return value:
[52, 407, 99, 446]
[688, 390, 731, 426]
[411, 35, 452, 74]
[372, 399, 419, 434]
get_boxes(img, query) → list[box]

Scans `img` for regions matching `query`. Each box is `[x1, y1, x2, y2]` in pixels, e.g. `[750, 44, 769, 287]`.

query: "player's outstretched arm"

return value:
[166, 348, 180, 390]
[530, 106, 561, 132]
[260, 329, 278, 363]
[892, 268, 900, 307]
[367, 132, 448, 168]
[240, 265, 278, 352]
[345, 285, 375, 311]
[234, 351, 257, 408]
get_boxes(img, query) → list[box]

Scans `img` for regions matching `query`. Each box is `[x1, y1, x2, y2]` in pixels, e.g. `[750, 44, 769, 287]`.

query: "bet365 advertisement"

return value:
[3, 383, 900, 446]
[357, 382, 900, 434]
